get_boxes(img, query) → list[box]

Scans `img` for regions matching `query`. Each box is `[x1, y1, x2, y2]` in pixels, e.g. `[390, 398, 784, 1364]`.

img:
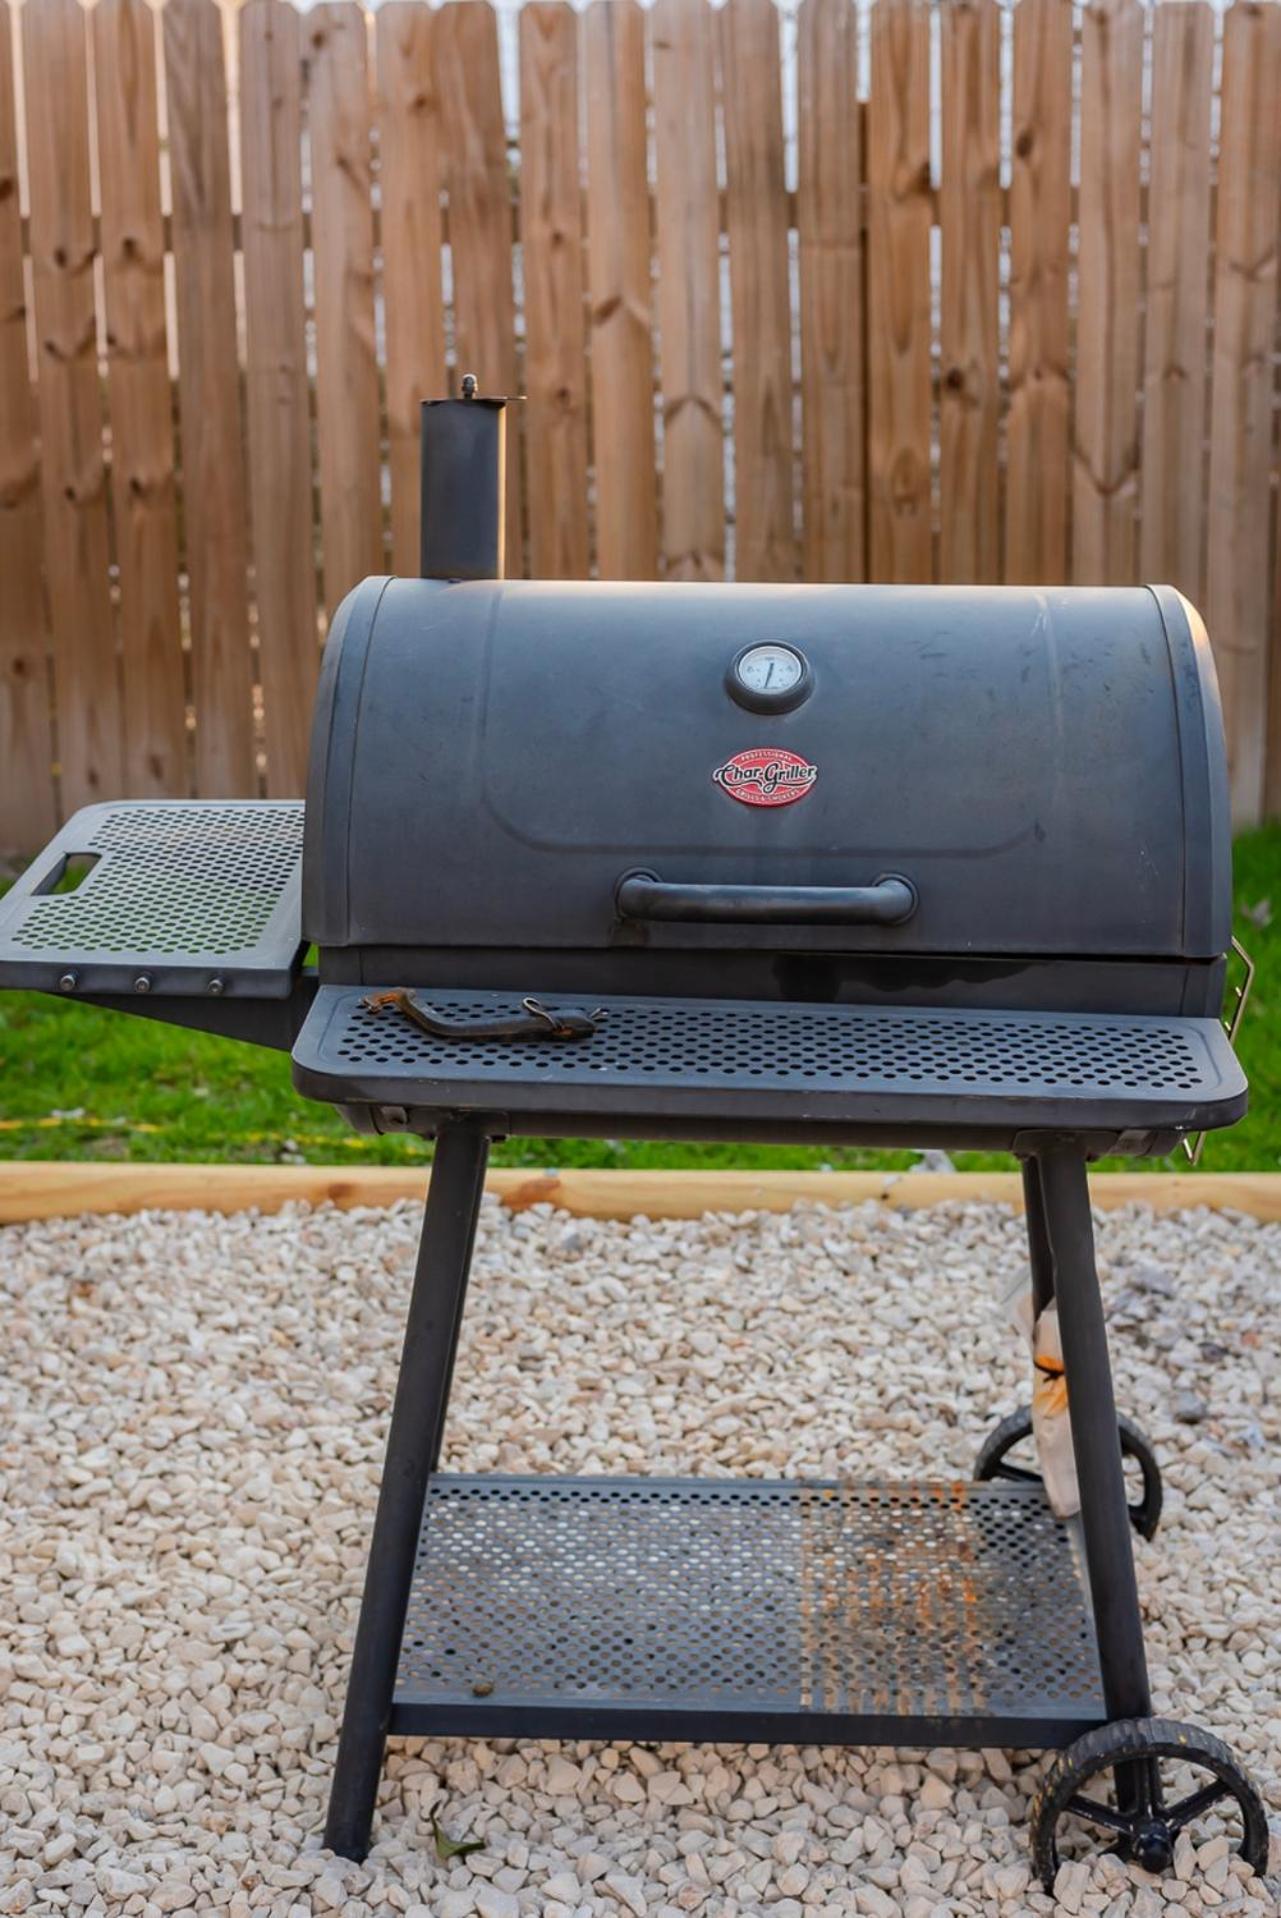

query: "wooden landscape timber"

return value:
[4, 1162, 1281, 1227]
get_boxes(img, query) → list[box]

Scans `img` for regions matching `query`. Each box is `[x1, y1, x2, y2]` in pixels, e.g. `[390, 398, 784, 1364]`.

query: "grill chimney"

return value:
[419, 375, 506, 581]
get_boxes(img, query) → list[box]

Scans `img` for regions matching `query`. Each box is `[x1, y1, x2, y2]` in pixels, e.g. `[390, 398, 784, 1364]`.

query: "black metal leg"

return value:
[1021, 1157, 1055, 1317]
[324, 1120, 490, 1860]
[428, 1142, 489, 1474]
[1036, 1145, 1152, 1725]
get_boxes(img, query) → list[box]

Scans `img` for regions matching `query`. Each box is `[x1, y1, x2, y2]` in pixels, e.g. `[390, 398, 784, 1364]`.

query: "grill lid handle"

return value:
[615, 870, 918, 927]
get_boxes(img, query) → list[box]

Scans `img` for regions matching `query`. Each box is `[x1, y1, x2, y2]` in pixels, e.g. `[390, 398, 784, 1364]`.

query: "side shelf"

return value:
[0, 801, 305, 999]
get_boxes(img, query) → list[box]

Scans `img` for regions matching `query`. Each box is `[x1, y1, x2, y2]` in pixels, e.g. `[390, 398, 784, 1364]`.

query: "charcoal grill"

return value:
[0, 390, 1268, 1891]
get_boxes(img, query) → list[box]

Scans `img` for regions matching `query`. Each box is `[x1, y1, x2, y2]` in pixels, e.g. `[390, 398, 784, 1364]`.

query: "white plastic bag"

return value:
[1006, 1278, 1079, 1518]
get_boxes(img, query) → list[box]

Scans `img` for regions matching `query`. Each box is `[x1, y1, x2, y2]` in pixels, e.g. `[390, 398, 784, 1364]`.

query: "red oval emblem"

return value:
[712, 747, 818, 808]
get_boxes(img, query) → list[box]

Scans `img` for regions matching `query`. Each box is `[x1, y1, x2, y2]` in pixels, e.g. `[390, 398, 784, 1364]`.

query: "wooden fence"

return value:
[2, 0, 1280, 857]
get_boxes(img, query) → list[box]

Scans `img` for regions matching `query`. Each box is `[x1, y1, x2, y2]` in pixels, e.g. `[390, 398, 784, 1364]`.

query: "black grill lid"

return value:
[304, 579, 1229, 963]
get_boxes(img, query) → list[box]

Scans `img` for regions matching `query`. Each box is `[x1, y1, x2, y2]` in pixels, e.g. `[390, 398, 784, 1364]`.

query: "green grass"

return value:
[2, 827, 1278, 1171]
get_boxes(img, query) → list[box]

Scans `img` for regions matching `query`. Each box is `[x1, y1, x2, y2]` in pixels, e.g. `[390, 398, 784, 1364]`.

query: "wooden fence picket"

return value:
[1207, 0, 1281, 825]
[306, 2, 383, 613]
[1073, 0, 1143, 585]
[583, 0, 657, 580]
[164, 0, 257, 798]
[797, 0, 865, 585]
[239, 0, 317, 796]
[651, 0, 723, 582]
[1005, 0, 1071, 585]
[437, 0, 523, 572]
[520, 2, 590, 581]
[377, 3, 447, 578]
[939, 0, 1000, 584]
[720, 0, 795, 583]
[94, 0, 188, 798]
[0, 10, 56, 852]
[866, 0, 933, 583]
[1139, 0, 1213, 607]
[22, 0, 122, 812]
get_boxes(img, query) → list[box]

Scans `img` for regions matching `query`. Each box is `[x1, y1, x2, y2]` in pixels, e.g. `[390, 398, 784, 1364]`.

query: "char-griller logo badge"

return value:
[712, 747, 819, 808]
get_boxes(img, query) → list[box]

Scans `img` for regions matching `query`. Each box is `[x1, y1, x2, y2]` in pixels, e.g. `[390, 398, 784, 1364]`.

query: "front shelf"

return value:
[293, 987, 1247, 1148]
[390, 1475, 1106, 1748]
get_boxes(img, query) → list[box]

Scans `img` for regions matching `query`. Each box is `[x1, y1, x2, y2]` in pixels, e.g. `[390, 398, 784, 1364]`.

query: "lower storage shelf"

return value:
[390, 1475, 1107, 1748]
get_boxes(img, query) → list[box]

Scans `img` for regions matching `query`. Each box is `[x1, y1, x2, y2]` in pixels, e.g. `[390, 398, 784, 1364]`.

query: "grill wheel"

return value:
[1030, 1717, 1270, 1890]
[974, 1405, 1164, 1541]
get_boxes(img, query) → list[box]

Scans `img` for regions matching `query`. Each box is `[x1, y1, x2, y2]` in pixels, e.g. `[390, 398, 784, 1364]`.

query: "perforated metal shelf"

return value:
[0, 802, 305, 997]
[390, 1475, 1105, 1746]
[292, 986, 1246, 1145]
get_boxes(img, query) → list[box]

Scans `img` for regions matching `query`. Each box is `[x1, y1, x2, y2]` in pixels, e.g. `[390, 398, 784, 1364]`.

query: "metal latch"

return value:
[363, 990, 605, 1042]
[1182, 936, 1255, 1167]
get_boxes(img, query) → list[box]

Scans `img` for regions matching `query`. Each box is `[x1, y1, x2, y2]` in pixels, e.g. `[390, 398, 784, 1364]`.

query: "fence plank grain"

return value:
[866, 0, 932, 582]
[651, 0, 723, 582]
[376, 2, 446, 577]
[164, 0, 256, 797]
[720, 0, 795, 583]
[1206, 0, 1281, 826]
[797, 0, 864, 585]
[584, 0, 657, 579]
[437, 0, 522, 571]
[1006, 0, 1072, 586]
[520, 2, 590, 580]
[240, 0, 318, 795]
[1140, 1, 1213, 606]
[1073, 0, 1143, 585]
[0, 9, 56, 848]
[939, 0, 999, 584]
[94, 0, 188, 798]
[23, 0, 122, 811]
[307, 2, 382, 611]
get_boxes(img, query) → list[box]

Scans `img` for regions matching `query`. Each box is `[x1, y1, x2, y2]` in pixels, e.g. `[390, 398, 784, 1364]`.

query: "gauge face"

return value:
[736, 644, 804, 695]
[727, 643, 812, 713]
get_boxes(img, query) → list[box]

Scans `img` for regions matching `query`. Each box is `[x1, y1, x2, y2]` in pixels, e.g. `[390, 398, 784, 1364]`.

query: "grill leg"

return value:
[324, 1120, 490, 1860]
[1021, 1157, 1055, 1316]
[1038, 1145, 1152, 1816]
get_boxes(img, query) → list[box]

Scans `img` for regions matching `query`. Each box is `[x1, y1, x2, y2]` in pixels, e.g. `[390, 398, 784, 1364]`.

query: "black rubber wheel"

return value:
[974, 1405, 1163, 1540]
[1031, 1717, 1270, 1890]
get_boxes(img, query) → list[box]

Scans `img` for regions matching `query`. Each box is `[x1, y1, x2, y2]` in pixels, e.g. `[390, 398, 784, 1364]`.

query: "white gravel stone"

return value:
[1, 1194, 1278, 1918]
[1056, 1859, 1091, 1912]
[604, 1870, 648, 1914]
[95, 1867, 149, 1899]
[473, 1887, 518, 1918]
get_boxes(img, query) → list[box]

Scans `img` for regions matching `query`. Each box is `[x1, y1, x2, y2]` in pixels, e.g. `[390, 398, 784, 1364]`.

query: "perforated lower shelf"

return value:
[390, 1476, 1105, 1746]
[293, 986, 1246, 1146]
[0, 802, 305, 996]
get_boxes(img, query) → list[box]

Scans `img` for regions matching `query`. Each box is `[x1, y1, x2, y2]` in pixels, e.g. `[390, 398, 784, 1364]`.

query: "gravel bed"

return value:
[1, 1194, 1278, 1917]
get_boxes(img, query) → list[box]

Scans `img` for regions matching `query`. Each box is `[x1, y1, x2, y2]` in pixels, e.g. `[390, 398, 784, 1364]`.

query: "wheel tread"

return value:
[974, 1404, 1163, 1539]
[1030, 1716, 1269, 1890]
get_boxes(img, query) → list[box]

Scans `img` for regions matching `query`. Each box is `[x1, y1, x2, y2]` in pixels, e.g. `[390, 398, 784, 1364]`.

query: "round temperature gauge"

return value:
[727, 642, 813, 714]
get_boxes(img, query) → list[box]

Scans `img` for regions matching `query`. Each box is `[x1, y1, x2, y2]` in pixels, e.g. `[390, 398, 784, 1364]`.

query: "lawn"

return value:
[1, 826, 1278, 1172]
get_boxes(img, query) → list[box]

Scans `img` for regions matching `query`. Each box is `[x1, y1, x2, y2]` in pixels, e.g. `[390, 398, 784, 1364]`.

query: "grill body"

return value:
[291, 571, 1242, 1155]
[304, 577, 1230, 1017]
